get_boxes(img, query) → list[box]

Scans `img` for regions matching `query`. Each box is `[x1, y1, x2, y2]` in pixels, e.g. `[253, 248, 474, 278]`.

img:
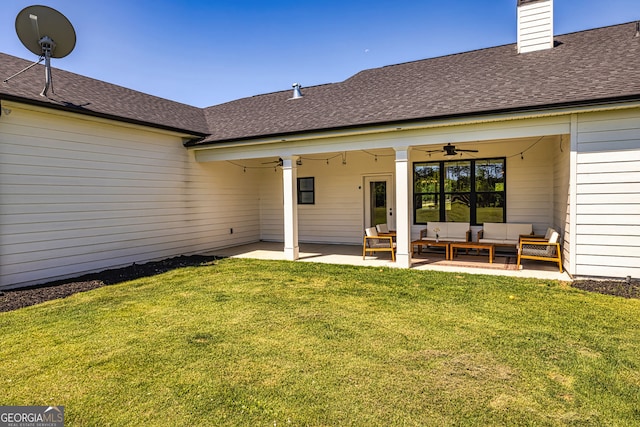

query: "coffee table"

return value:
[449, 242, 495, 263]
[411, 239, 451, 259]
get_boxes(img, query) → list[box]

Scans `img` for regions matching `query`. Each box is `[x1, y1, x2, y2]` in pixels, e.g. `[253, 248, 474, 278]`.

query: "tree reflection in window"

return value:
[413, 158, 505, 225]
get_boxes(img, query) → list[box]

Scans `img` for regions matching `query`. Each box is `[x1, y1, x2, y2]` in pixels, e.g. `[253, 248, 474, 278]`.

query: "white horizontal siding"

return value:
[0, 105, 259, 288]
[575, 265, 640, 278]
[259, 171, 284, 242]
[574, 109, 640, 278]
[504, 137, 558, 234]
[517, 0, 554, 54]
[554, 134, 571, 273]
[259, 152, 389, 245]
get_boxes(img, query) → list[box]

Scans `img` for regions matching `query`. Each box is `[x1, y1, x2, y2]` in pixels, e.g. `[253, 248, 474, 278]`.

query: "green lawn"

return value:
[1, 259, 638, 426]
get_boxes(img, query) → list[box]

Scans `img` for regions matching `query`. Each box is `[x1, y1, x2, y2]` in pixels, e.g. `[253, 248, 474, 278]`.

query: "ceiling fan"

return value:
[262, 157, 283, 166]
[426, 143, 479, 156]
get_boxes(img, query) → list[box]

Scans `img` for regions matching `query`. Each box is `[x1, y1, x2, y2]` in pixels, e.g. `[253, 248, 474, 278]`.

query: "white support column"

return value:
[568, 114, 578, 276]
[282, 156, 299, 260]
[395, 147, 411, 268]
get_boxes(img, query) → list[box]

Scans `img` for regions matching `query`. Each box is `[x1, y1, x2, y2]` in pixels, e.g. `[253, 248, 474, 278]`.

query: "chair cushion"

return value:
[376, 224, 389, 234]
[544, 227, 554, 239]
[506, 223, 532, 241]
[522, 244, 556, 257]
[365, 227, 378, 237]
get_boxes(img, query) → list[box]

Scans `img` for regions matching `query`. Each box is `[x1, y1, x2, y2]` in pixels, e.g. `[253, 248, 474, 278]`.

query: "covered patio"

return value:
[194, 127, 572, 275]
[207, 242, 571, 281]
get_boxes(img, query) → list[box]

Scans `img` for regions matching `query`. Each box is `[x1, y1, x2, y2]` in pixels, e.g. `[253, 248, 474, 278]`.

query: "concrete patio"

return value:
[206, 242, 571, 281]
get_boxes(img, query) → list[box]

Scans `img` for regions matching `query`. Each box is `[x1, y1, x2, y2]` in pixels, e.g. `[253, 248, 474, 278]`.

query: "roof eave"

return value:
[187, 94, 640, 148]
[0, 94, 210, 138]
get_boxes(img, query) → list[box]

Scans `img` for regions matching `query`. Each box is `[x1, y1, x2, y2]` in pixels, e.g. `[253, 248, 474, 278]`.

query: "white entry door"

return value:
[364, 175, 395, 230]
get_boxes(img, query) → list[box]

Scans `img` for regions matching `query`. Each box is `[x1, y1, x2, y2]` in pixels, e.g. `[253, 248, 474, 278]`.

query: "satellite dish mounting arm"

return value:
[2, 56, 44, 84]
[39, 35, 56, 96]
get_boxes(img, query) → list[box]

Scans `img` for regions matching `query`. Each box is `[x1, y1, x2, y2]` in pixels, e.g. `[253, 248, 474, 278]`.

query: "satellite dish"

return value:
[16, 5, 76, 58]
[11, 5, 76, 96]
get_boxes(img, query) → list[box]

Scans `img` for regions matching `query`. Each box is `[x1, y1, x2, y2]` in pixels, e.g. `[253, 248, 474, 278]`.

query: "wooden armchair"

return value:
[518, 227, 555, 243]
[363, 227, 396, 261]
[517, 229, 563, 272]
[376, 223, 396, 237]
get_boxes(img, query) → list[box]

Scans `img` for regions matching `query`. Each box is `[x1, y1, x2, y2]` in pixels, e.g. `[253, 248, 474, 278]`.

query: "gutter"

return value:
[187, 94, 640, 149]
[0, 94, 210, 139]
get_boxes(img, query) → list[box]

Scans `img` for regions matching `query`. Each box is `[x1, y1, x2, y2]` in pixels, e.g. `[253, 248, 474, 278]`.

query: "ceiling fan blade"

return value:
[261, 157, 283, 165]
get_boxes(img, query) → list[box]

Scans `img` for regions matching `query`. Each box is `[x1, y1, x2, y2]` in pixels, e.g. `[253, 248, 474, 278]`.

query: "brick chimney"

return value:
[517, 0, 554, 53]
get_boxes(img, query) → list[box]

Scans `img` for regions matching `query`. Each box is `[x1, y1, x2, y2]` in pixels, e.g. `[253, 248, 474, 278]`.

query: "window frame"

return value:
[297, 177, 315, 205]
[413, 158, 506, 225]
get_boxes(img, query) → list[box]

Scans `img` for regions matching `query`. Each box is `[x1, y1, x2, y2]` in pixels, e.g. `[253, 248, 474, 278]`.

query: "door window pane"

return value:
[371, 181, 387, 226]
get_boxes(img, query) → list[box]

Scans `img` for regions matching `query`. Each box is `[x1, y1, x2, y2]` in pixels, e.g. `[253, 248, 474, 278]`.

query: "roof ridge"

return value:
[353, 21, 638, 75]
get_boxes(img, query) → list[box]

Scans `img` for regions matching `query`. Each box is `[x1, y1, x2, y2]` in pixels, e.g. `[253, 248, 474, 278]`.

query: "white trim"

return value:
[569, 114, 579, 276]
[282, 157, 299, 260]
[395, 148, 411, 268]
[363, 175, 395, 230]
[1, 100, 201, 139]
[189, 101, 640, 158]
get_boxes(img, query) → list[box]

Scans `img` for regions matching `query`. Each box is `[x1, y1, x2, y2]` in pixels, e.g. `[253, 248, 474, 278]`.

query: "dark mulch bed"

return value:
[0, 255, 219, 312]
[571, 277, 640, 300]
[0, 256, 637, 312]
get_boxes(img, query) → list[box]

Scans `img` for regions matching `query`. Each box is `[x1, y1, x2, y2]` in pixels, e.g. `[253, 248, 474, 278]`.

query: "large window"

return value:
[414, 158, 505, 225]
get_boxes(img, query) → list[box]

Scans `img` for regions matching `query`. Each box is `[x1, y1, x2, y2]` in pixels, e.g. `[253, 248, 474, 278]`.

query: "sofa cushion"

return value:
[424, 221, 470, 241]
[424, 222, 447, 239]
[479, 223, 533, 247]
[506, 223, 532, 241]
[447, 223, 470, 240]
[482, 223, 505, 239]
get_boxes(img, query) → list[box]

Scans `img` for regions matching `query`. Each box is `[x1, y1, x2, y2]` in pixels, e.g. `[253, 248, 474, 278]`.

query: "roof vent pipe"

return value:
[291, 83, 303, 99]
[636, 21, 639, 37]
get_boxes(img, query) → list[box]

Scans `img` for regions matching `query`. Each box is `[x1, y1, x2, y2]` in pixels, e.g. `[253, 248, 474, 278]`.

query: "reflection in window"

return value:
[297, 177, 315, 205]
[413, 158, 505, 225]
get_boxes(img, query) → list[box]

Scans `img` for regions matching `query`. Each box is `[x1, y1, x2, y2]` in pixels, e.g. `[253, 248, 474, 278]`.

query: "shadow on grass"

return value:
[0, 255, 220, 312]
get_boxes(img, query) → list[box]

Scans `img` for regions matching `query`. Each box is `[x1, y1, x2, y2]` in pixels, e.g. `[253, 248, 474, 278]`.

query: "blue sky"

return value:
[1, 0, 638, 107]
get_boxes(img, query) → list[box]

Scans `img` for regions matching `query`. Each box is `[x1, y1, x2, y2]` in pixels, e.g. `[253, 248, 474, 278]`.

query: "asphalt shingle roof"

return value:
[197, 22, 640, 145]
[1, 22, 639, 145]
[0, 53, 209, 136]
